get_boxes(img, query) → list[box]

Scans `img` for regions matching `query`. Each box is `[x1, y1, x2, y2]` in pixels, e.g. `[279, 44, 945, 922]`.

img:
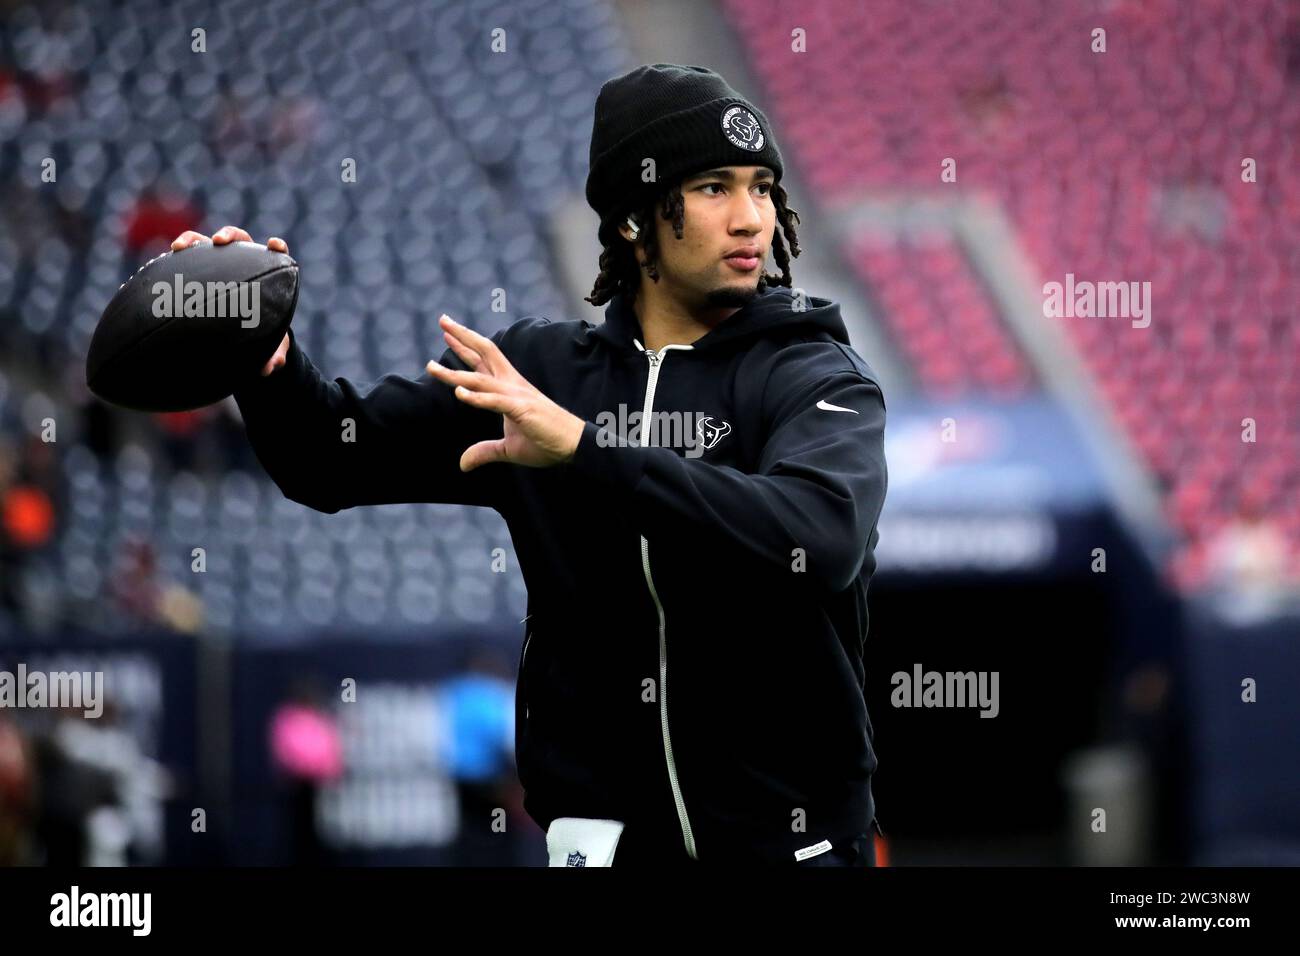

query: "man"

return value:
[174, 63, 888, 867]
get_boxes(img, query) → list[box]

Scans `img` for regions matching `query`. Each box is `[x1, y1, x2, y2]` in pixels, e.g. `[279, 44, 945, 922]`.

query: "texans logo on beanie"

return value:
[585, 63, 784, 227]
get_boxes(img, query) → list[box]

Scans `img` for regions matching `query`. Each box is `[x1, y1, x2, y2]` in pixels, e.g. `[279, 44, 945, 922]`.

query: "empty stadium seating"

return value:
[724, 0, 1300, 589]
[0, 0, 630, 636]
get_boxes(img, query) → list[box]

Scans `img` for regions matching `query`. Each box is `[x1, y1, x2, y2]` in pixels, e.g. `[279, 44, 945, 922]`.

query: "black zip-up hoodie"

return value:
[232, 283, 888, 865]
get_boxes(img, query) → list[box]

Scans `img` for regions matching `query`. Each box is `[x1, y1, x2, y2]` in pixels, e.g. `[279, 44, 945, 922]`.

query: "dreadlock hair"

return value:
[584, 180, 801, 308]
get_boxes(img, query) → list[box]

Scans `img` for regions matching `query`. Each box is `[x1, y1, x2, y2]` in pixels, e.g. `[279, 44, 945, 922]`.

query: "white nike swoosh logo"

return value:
[816, 399, 858, 414]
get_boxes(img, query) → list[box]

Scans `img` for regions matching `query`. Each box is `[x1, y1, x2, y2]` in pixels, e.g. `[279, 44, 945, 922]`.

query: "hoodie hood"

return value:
[587, 284, 850, 354]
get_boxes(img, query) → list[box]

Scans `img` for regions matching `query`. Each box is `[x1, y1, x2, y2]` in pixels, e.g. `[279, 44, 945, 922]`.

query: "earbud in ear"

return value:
[625, 216, 640, 240]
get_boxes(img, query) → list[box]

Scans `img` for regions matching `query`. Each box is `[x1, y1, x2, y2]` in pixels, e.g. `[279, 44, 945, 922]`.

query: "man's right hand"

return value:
[170, 225, 292, 376]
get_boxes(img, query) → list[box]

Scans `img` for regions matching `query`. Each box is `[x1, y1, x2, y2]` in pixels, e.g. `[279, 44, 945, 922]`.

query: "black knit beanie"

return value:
[585, 63, 784, 228]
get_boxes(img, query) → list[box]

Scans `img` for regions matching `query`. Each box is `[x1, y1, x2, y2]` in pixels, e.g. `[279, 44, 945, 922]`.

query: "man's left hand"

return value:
[426, 314, 586, 472]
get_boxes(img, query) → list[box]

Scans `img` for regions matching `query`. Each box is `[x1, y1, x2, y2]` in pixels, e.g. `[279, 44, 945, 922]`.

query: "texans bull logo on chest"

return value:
[696, 416, 731, 450]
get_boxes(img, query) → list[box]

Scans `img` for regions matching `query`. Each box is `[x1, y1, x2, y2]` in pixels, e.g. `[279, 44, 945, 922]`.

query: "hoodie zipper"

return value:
[518, 614, 534, 722]
[633, 337, 698, 860]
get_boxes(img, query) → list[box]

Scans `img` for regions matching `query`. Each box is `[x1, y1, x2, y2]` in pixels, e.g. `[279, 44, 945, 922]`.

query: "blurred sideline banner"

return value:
[877, 397, 1120, 578]
[0, 631, 199, 864]
[226, 630, 522, 866]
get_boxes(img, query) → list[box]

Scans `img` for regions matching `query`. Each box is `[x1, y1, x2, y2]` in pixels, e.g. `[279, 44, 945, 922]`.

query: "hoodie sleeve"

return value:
[565, 368, 888, 595]
[231, 325, 509, 513]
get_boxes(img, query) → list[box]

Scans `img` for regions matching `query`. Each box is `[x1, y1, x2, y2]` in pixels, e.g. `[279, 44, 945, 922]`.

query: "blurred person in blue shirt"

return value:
[441, 649, 529, 865]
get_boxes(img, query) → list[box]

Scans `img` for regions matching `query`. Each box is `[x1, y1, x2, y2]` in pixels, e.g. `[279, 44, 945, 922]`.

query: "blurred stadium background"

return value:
[0, 0, 1297, 866]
